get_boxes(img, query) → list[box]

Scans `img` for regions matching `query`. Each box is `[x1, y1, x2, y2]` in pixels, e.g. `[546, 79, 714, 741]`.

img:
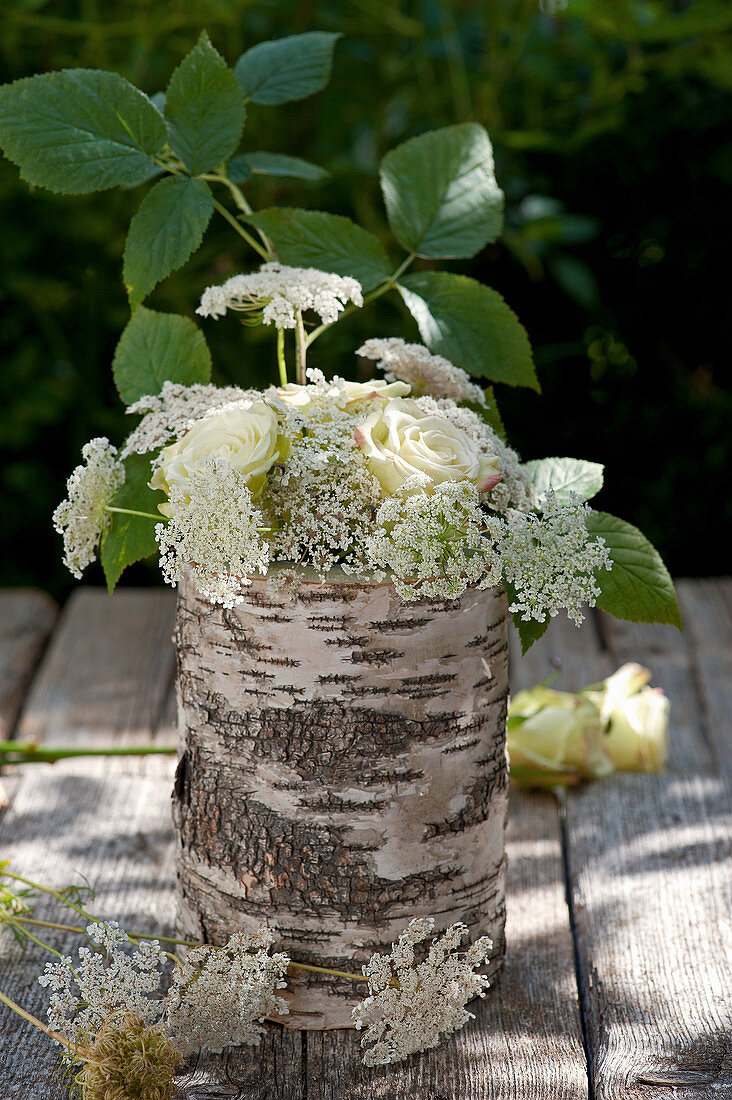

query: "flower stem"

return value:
[0, 990, 69, 1048]
[295, 311, 308, 385]
[104, 506, 160, 521]
[0, 741, 176, 765]
[276, 328, 288, 386]
[303, 253, 416, 350]
[212, 200, 271, 261]
[6, 914, 368, 983]
[203, 173, 276, 260]
[1, 871, 95, 923]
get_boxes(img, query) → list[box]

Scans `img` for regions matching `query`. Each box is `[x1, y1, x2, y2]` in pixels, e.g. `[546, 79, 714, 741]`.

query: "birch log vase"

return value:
[172, 567, 509, 1029]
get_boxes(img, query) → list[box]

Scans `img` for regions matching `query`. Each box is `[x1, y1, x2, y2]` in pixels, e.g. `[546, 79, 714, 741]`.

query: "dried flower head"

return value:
[352, 917, 493, 1066]
[357, 337, 486, 406]
[155, 457, 271, 607]
[52, 438, 125, 578]
[164, 927, 290, 1053]
[73, 1012, 181, 1100]
[197, 262, 363, 328]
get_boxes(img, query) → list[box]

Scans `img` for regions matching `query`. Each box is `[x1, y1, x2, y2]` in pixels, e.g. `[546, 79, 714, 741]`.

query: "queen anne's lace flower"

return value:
[156, 457, 270, 607]
[38, 922, 167, 1044]
[358, 337, 486, 406]
[365, 481, 503, 601]
[197, 262, 363, 328]
[499, 490, 612, 625]
[52, 438, 125, 578]
[352, 917, 493, 1066]
[164, 927, 290, 1053]
[122, 381, 258, 458]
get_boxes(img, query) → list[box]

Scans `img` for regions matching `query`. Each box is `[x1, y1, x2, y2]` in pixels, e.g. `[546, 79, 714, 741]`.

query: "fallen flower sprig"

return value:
[0, 867, 494, 1092]
[0, 741, 177, 767]
[508, 662, 669, 789]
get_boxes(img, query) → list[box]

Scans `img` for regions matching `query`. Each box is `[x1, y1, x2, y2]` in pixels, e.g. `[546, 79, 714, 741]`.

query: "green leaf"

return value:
[234, 32, 340, 105]
[524, 457, 604, 505]
[113, 307, 211, 405]
[380, 123, 504, 258]
[0, 69, 166, 194]
[584, 510, 682, 629]
[229, 152, 328, 182]
[165, 33, 246, 175]
[398, 271, 539, 390]
[247, 208, 392, 291]
[123, 177, 214, 309]
[505, 580, 551, 654]
[101, 453, 164, 591]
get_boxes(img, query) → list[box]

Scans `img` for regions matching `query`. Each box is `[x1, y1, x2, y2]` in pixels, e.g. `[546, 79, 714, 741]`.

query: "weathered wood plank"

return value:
[0, 589, 57, 741]
[15, 588, 176, 765]
[677, 577, 732, 778]
[305, 623, 590, 1099]
[560, 598, 732, 1099]
[0, 767, 177, 1099]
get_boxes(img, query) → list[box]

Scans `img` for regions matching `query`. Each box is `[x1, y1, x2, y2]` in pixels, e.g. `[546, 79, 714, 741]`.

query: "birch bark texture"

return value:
[172, 568, 509, 1030]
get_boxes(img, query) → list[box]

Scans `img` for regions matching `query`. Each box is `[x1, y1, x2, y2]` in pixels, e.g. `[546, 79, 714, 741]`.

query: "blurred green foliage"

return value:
[1, 0, 730, 594]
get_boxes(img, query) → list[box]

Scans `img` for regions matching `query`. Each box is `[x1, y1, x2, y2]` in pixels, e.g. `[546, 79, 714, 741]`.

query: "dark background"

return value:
[1, 0, 730, 598]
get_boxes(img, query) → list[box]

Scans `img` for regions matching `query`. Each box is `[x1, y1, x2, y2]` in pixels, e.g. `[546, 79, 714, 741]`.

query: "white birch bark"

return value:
[173, 567, 509, 1030]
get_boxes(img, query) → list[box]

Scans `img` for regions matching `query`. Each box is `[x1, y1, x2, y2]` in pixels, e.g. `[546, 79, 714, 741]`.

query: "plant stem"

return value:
[0, 741, 176, 765]
[4, 914, 64, 957]
[277, 328, 288, 386]
[1, 871, 95, 924]
[304, 253, 416, 350]
[295, 311, 308, 384]
[212, 200, 270, 261]
[104, 505, 160, 521]
[0, 990, 69, 1048]
[7, 914, 367, 983]
[203, 173, 276, 259]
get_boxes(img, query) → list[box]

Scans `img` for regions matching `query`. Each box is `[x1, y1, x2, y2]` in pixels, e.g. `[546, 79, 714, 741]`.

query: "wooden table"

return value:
[0, 581, 729, 1099]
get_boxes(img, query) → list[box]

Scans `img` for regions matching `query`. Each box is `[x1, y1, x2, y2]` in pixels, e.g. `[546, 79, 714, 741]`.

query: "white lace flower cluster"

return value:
[155, 456, 270, 607]
[500, 490, 612, 625]
[164, 927, 289, 1053]
[365, 480, 503, 601]
[52, 438, 125, 579]
[262, 370, 384, 579]
[352, 917, 493, 1066]
[122, 381, 258, 458]
[197, 262, 363, 328]
[39, 921, 166, 1043]
[358, 337, 487, 406]
[39, 921, 291, 1059]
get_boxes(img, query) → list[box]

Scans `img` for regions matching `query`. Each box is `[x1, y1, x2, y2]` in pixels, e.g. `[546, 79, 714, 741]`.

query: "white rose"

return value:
[276, 377, 410, 407]
[150, 403, 287, 516]
[354, 397, 500, 496]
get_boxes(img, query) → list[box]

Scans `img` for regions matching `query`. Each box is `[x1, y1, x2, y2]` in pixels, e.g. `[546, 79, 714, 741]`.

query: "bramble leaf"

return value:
[234, 32, 340, 105]
[112, 307, 211, 405]
[524, 457, 604, 504]
[101, 453, 164, 591]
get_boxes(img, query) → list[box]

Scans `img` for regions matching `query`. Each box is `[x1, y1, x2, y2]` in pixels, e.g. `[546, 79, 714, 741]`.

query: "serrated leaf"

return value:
[584, 510, 682, 629]
[165, 33, 246, 174]
[234, 32, 340, 105]
[380, 123, 504, 258]
[112, 307, 211, 405]
[101, 453, 163, 591]
[123, 177, 214, 309]
[247, 207, 391, 291]
[383, 125, 501, 258]
[0, 69, 166, 194]
[398, 271, 539, 390]
[524, 457, 604, 504]
[229, 151, 327, 182]
[505, 580, 551, 654]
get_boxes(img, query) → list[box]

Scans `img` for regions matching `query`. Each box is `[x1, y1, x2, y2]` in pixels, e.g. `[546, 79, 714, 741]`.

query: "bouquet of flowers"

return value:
[0, 30, 681, 650]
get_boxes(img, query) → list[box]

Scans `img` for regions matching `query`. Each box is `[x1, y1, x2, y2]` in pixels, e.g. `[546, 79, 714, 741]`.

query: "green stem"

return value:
[5, 914, 63, 958]
[295, 311, 307, 385]
[277, 328, 288, 387]
[1, 871, 95, 924]
[0, 990, 69, 1048]
[104, 506, 160, 521]
[6, 914, 368, 983]
[212, 200, 270, 261]
[304, 253, 417, 350]
[0, 741, 176, 765]
[203, 173, 275, 260]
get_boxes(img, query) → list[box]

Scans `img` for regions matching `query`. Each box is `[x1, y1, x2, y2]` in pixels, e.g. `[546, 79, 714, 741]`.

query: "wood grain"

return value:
[561, 604, 732, 1099]
[0, 588, 56, 741]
